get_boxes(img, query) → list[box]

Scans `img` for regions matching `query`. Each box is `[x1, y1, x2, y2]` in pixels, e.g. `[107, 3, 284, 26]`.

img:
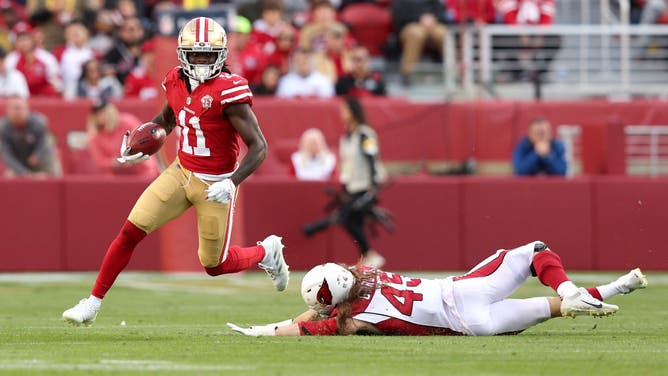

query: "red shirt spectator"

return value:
[87, 101, 159, 178]
[497, 0, 555, 25]
[124, 40, 159, 99]
[252, 0, 291, 55]
[335, 46, 386, 97]
[446, 0, 497, 24]
[266, 26, 297, 75]
[5, 27, 61, 97]
[228, 16, 267, 85]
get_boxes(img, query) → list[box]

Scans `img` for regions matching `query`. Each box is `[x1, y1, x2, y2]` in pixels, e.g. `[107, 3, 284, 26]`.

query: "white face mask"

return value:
[192, 65, 213, 82]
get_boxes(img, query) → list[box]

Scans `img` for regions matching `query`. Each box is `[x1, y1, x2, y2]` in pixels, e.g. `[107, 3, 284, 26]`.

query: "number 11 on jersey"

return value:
[178, 109, 211, 156]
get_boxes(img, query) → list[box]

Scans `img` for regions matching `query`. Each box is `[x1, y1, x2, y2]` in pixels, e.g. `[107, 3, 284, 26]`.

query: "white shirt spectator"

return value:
[276, 71, 334, 98]
[0, 68, 30, 98]
[291, 151, 336, 180]
[291, 128, 336, 180]
[60, 45, 95, 97]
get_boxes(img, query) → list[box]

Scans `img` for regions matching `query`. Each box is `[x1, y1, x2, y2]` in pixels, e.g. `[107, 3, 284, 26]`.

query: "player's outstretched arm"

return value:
[227, 310, 320, 337]
[224, 103, 267, 186]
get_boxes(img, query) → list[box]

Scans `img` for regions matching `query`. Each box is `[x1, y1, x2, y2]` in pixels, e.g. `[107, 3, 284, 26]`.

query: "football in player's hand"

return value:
[127, 122, 167, 156]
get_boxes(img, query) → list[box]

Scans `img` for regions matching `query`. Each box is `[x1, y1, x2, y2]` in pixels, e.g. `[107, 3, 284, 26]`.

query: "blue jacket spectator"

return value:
[513, 118, 567, 176]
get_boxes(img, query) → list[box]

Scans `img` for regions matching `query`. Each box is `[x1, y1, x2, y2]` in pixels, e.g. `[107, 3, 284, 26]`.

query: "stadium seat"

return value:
[340, 3, 392, 56]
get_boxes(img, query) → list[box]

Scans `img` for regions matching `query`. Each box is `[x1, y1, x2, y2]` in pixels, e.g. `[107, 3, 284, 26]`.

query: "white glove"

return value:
[227, 323, 276, 337]
[226, 319, 292, 337]
[117, 131, 150, 164]
[205, 178, 236, 204]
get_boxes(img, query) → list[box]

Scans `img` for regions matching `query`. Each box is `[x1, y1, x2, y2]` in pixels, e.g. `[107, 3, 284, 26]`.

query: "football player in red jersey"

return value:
[63, 17, 290, 326]
[228, 241, 648, 336]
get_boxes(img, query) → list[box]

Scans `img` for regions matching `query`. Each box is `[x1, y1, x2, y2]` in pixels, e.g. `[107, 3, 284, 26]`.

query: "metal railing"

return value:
[443, 23, 668, 99]
[625, 125, 668, 176]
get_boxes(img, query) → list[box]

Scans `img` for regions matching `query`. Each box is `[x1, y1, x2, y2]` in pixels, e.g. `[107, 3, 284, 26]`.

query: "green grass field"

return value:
[0, 271, 666, 375]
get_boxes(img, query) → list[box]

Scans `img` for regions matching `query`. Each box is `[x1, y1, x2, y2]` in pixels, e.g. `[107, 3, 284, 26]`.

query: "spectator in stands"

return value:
[335, 45, 386, 97]
[633, 0, 667, 56]
[0, 96, 62, 178]
[283, 0, 310, 28]
[124, 39, 158, 100]
[390, 0, 447, 86]
[112, 0, 144, 20]
[86, 99, 159, 178]
[266, 25, 296, 75]
[299, 0, 348, 53]
[513, 117, 567, 176]
[290, 128, 336, 180]
[74, 58, 124, 100]
[276, 48, 334, 98]
[251, 64, 282, 96]
[445, 0, 497, 25]
[0, 47, 29, 98]
[4, 25, 61, 96]
[496, 0, 559, 82]
[637, 0, 667, 25]
[252, 0, 290, 55]
[88, 9, 118, 56]
[27, 9, 66, 51]
[0, 4, 18, 52]
[103, 16, 144, 84]
[110, 0, 153, 36]
[229, 16, 267, 85]
[57, 21, 95, 100]
[313, 23, 349, 83]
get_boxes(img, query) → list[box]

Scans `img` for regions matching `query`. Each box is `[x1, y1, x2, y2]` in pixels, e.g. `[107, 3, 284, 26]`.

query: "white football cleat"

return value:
[258, 235, 290, 291]
[63, 298, 99, 326]
[561, 288, 618, 318]
[615, 267, 648, 294]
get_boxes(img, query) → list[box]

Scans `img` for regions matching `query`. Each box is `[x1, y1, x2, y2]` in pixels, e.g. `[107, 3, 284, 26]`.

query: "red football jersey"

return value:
[162, 66, 253, 175]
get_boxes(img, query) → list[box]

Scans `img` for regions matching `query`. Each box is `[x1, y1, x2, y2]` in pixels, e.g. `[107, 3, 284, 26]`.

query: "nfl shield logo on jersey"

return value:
[201, 95, 213, 109]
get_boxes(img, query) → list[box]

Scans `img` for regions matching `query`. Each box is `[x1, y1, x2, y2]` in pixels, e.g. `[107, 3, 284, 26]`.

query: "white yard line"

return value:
[0, 359, 253, 372]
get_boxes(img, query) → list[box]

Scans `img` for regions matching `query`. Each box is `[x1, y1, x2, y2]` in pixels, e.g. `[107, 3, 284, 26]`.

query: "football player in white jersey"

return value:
[228, 240, 648, 336]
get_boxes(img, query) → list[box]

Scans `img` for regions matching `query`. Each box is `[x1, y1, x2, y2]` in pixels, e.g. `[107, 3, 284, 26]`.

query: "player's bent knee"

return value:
[467, 322, 497, 336]
[198, 251, 221, 269]
[128, 210, 156, 234]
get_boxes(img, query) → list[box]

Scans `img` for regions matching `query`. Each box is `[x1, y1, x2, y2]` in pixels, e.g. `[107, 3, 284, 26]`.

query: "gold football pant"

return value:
[127, 159, 235, 268]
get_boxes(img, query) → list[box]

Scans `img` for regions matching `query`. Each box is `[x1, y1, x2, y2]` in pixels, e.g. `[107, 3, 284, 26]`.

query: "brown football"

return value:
[127, 122, 167, 156]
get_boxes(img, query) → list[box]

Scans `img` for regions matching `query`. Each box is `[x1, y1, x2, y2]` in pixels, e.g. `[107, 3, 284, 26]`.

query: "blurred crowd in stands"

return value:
[0, 0, 666, 101]
[0, 0, 663, 179]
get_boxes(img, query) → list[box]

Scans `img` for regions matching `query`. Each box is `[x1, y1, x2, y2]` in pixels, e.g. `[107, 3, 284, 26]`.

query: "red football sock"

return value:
[532, 251, 569, 292]
[204, 245, 266, 276]
[587, 287, 604, 301]
[91, 220, 146, 299]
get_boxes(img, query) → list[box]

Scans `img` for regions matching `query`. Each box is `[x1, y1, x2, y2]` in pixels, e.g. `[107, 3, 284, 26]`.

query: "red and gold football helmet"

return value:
[177, 17, 228, 82]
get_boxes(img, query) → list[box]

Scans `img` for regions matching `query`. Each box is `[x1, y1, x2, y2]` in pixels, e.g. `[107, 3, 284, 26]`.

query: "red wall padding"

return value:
[460, 178, 593, 269]
[2, 177, 667, 272]
[0, 180, 62, 271]
[592, 177, 668, 270]
[61, 176, 161, 271]
[4, 98, 668, 175]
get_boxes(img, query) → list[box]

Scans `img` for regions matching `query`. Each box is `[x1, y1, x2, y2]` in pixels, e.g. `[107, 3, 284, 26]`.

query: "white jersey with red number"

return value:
[162, 66, 253, 176]
[349, 271, 462, 335]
